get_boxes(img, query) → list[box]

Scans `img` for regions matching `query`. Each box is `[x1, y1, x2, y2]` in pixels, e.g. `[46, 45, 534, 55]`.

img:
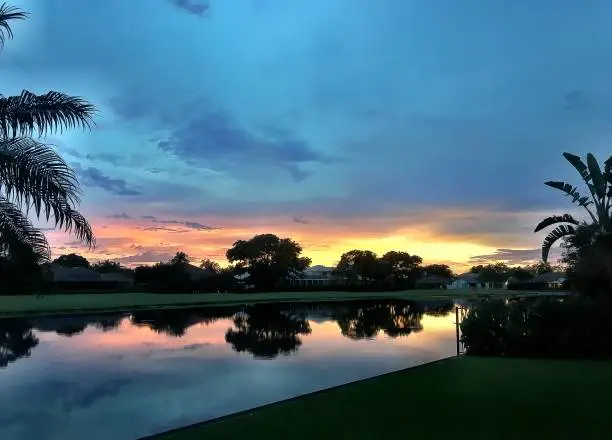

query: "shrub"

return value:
[460, 296, 612, 359]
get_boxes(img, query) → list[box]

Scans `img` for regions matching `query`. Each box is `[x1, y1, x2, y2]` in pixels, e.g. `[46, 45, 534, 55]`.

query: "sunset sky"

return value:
[3, 0, 612, 271]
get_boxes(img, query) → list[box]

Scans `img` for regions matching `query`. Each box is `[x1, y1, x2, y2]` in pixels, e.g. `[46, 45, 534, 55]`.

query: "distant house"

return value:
[291, 265, 338, 287]
[184, 264, 213, 281]
[416, 274, 451, 289]
[531, 271, 567, 289]
[447, 272, 495, 290]
[48, 264, 134, 291]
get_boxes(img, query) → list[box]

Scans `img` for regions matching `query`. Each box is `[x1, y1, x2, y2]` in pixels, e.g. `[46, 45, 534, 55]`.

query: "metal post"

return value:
[455, 306, 460, 355]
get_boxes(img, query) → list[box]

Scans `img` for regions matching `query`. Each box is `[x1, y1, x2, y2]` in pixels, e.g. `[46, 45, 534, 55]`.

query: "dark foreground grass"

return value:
[149, 356, 612, 440]
[0, 289, 536, 317]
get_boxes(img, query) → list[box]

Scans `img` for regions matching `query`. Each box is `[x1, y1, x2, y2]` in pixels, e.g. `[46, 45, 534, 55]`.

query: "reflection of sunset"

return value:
[35, 313, 455, 354]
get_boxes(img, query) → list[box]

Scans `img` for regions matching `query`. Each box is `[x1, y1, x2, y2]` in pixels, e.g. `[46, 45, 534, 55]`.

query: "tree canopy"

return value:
[52, 253, 90, 269]
[226, 234, 311, 290]
[423, 264, 454, 279]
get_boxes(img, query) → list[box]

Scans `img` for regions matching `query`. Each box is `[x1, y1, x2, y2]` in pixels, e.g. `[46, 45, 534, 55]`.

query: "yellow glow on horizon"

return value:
[46, 209, 537, 272]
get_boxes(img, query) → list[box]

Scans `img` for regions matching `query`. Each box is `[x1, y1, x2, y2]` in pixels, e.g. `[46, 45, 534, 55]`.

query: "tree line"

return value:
[28, 232, 562, 294]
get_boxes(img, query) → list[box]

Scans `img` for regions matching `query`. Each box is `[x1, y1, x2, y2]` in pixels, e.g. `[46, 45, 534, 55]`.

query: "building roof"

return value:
[49, 264, 102, 282]
[455, 272, 480, 281]
[184, 264, 213, 281]
[531, 271, 567, 283]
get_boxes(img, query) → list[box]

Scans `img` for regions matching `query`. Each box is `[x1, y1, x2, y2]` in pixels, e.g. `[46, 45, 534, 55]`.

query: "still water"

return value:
[0, 299, 459, 440]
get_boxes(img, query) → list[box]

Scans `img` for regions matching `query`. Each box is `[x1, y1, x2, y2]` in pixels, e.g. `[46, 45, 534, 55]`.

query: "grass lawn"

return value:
[149, 356, 612, 440]
[0, 289, 534, 317]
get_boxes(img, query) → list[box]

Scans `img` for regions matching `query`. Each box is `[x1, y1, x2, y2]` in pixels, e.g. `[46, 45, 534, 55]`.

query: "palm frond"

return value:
[0, 3, 27, 48]
[0, 196, 50, 263]
[0, 138, 95, 247]
[0, 90, 97, 138]
[544, 180, 597, 224]
[542, 224, 577, 262]
[0, 137, 81, 208]
[534, 214, 580, 233]
[586, 153, 606, 200]
[563, 152, 591, 182]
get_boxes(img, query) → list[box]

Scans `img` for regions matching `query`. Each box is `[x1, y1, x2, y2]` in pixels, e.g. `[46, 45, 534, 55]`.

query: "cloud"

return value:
[11, 0, 612, 267]
[167, 0, 211, 17]
[293, 216, 310, 224]
[469, 248, 564, 265]
[73, 164, 142, 196]
[115, 250, 179, 265]
[141, 226, 189, 233]
[155, 108, 330, 181]
[183, 221, 218, 231]
[85, 152, 123, 165]
[108, 213, 131, 219]
[142, 217, 219, 231]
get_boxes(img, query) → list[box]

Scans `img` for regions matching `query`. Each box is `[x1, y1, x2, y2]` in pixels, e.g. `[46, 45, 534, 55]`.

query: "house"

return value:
[48, 264, 134, 290]
[184, 264, 214, 281]
[416, 275, 451, 289]
[531, 271, 567, 289]
[291, 265, 338, 287]
[447, 272, 494, 290]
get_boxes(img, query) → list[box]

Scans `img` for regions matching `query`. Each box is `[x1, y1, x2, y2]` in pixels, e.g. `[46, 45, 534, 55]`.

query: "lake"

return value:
[0, 299, 461, 440]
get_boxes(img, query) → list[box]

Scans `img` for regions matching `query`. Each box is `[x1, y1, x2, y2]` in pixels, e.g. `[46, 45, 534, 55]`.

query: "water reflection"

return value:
[0, 299, 459, 440]
[225, 305, 312, 359]
[335, 300, 423, 340]
[1, 300, 457, 364]
[131, 306, 240, 338]
[0, 318, 38, 367]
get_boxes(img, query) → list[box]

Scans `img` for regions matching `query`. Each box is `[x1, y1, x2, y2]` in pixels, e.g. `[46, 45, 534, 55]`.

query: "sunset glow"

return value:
[7, 0, 609, 270]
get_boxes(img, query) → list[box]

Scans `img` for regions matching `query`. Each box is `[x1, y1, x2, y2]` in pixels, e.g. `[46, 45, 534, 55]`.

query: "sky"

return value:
[2, 0, 612, 271]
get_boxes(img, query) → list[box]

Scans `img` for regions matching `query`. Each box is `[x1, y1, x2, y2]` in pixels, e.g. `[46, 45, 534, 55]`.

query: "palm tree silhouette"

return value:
[535, 152, 612, 262]
[0, 4, 96, 263]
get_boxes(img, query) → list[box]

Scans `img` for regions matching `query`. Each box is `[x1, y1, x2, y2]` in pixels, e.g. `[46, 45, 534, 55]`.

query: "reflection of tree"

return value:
[131, 306, 240, 338]
[0, 318, 39, 368]
[90, 316, 124, 332]
[55, 325, 87, 336]
[335, 300, 423, 340]
[225, 306, 312, 359]
[30, 314, 126, 337]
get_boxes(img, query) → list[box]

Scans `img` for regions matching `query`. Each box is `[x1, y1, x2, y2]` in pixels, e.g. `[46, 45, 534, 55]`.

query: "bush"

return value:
[460, 296, 612, 359]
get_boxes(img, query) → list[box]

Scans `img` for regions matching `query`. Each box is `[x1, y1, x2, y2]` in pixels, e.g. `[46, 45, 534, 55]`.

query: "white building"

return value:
[291, 265, 338, 287]
[447, 272, 494, 290]
[531, 271, 568, 289]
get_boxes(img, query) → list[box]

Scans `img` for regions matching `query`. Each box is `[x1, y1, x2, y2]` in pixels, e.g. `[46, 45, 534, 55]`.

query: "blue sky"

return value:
[3, 0, 612, 268]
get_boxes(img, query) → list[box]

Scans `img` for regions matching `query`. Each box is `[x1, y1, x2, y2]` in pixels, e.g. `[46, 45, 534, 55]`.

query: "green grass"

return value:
[0, 289, 532, 317]
[150, 356, 612, 440]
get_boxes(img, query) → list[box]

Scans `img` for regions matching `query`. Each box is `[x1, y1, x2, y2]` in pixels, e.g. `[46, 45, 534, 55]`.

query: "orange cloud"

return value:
[45, 206, 554, 272]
